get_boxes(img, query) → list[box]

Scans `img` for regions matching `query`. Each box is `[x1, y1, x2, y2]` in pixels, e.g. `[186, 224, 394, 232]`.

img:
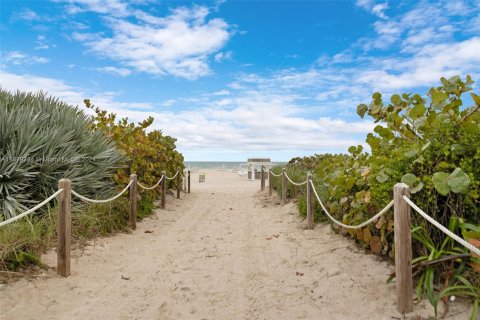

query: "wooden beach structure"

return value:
[244, 158, 272, 181]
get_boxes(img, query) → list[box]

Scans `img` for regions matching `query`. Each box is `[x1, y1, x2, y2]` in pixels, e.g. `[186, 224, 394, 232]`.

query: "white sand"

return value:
[0, 169, 473, 319]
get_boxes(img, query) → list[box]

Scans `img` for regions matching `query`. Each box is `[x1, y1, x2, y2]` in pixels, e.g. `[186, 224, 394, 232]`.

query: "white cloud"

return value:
[2, 51, 50, 65]
[0, 70, 374, 157]
[0, 71, 84, 103]
[34, 35, 51, 50]
[72, 5, 232, 79]
[14, 8, 40, 21]
[360, 1, 479, 52]
[371, 3, 388, 19]
[214, 51, 232, 63]
[56, 0, 130, 17]
[97, 66, 132, 76]
[356, 0, 388, 19]
[0, 71, 153, 111]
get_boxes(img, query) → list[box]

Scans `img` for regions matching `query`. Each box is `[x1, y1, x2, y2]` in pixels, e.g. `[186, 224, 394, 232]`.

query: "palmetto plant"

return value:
[0, 89, 125, 220]
[412, 218, 479, 320]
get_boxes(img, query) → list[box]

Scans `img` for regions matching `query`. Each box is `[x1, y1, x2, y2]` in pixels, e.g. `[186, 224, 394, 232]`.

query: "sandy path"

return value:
[0, 170, 472, 320]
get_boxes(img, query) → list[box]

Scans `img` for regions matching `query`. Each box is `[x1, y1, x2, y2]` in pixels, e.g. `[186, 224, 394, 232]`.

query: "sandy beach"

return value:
[0, 169, 473, 320]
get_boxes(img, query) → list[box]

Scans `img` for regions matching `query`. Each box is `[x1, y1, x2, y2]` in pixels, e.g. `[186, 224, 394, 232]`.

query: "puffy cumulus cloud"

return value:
[0, 70, 152, 111]
[318, 1, 480, 93]
[0, 70, 374, 158]
[72, 5, 232, 79]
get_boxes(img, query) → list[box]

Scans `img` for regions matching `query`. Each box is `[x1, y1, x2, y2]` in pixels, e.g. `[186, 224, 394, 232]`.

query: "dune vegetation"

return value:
[271, 75, 480, 318]
[0, 90, 184, 278]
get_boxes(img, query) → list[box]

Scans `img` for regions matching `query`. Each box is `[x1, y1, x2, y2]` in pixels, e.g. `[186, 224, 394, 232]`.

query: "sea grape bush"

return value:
[280, 76, 480, 315]
[84, 99, 184, 198]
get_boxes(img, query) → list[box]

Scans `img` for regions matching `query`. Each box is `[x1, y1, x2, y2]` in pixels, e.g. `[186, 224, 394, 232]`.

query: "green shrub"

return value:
[0, 90, 124, 220]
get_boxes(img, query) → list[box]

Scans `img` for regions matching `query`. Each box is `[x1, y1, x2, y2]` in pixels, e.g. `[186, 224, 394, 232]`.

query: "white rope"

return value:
[166, 170, 179, 180]
[269, 170, 282, 177]
[310, 180, 394, 229]
[0, 189, 64, 227]
[403, 196, 480, 256]
[137, 176, 164, 190]
[284, 172, 308, 186]
[71, 180, 133, 203]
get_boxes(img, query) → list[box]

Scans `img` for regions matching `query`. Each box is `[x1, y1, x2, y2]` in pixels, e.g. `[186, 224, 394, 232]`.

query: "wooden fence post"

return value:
[183, 170, 187, 191]
[306, 173, 313, 229]
[129, 174, 137, 230]
[268, 170, 273, 197]
[161, 171, 166, 209]
[394, 183, 413, 314]
[188, 170, 191, 194]
[176, 168, 181, 199]
[282, 168, 286, 205]
[261, 168, 265, 191]
[57, 178, 71, 277]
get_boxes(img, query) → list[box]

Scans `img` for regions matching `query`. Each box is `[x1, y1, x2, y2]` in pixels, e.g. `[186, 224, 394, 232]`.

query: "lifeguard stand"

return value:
[246, 158, 272, 181]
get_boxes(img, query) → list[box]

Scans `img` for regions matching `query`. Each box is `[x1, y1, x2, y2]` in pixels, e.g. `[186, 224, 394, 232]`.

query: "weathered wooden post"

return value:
[282, 168, 286, 205]
[268, 170, 273, 197]
[260, 168, 265, 191]
[183, 170, 187, 191]
[176, 168, 181, 199]
[306, 173, 313, 229]
[393, 183, 413, 314]
[161, 171, 166, 209]
[188, 170, 191, 194]
[57, 178, 71, 277]
[129, 174, 137, 230]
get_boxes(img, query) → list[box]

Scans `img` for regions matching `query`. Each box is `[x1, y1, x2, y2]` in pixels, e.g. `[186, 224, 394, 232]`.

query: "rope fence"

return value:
[165, 171, 179, 180]
[71, 180, 133, 203]
[0, 189, 64, 228]
[0, 168, 189, 277]
[262, 167, 480, 315]
[137, 176, 164, 190]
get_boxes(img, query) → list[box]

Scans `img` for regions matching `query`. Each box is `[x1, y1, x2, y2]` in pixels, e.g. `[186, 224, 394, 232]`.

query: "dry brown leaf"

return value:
[363, 228, 371, 244]
[364, 191, 371, 203]
[375, 215, 386, 229]
[370, 236, 382, 255]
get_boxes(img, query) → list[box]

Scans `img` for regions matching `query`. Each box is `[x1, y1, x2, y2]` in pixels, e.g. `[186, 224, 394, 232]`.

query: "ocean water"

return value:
[185, 161, 286, 170]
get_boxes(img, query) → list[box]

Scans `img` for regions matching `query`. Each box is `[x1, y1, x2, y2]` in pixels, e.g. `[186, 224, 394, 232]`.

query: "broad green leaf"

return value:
[372, 92, 382, 100]
[356, 104, 368, 118]
[462, 122, 480, 134]
[404, 148, 417, 158]
[410, 182, 424, 194]
[431, 90, 448, 104]
[450, 144, 464, 155]
[447, 168, 470, 193]
[391, 94, 402, 105]
[466, 74, 473, 85]
[401, 173, 417, 186]
[432, 172, 450, 196]
[471, 93, 480, 106]
[376, 171, 389, 183]
[410, 104, 426, 119]
[370, 103, 382, 115]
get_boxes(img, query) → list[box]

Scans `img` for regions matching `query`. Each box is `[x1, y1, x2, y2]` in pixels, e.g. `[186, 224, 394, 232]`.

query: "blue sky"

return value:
[1, 0, 479, 161]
